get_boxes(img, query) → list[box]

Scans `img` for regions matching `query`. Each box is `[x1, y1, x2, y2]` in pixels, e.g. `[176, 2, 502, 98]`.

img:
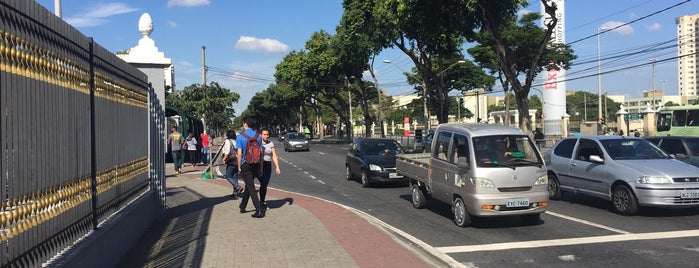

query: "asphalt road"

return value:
[268, 141, 699, 267]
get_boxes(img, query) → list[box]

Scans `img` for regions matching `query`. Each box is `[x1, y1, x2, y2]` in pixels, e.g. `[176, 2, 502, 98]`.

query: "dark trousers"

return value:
[239, 162, 262, 211]
[187, 149, 197, 166]
[259, 161, 272, 203]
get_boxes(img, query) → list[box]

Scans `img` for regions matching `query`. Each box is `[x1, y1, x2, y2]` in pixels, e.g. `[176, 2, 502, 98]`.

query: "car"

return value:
[283, 132, 309, 152]
[646, 136, 699, 168]
[345, 138, 406, 187]
[545, 135, 699, 215]
[420, 130, 435, 153]
[278, 130, 287, 142]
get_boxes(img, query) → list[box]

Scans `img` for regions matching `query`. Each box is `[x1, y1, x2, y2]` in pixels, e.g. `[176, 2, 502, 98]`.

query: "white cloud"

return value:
[234, 36, 289, 53]
[167, 20, 178, 28]
[601, 21, 634, 35]
[167, 0, 211, 8]
[646, 22, 662, 31]
[517, 9, 533, 16]
[65, 2, 138, 27]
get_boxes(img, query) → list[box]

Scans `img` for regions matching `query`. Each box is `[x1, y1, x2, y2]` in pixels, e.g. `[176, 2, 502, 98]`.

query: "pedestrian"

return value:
[222, 130, 242, 198]
[259, 127, 281, 210]
[200, 130, 210, 165]
[237, 117, 265, 218]
[167, 126, 184, 174]
[185, 132, 198, 167]
[634, 129, 641, 137]
[618, 129, 624, 136]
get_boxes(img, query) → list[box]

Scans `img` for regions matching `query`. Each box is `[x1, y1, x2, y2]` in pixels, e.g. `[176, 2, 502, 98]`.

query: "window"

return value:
[451, 134, 469, 165]
[553, 139, 577, 159]
[660, 139, 688, 158]
[434, 131, 452, 162]
[574, 139, 602, 162]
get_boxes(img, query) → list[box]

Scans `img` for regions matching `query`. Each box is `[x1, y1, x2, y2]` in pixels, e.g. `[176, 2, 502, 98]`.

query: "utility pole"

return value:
[202, 46, 207, 85]
[651, 58, 656, 110]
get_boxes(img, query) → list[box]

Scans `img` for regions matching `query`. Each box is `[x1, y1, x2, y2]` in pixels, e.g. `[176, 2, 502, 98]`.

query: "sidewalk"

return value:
[117, 164, 457, 268]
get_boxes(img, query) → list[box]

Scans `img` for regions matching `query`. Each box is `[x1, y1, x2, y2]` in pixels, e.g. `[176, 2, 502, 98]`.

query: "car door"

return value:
[346, 141, 362, 176]
[569, 138, 607, 195]
[430, 130, 454, 203]
[548, 138, 577, 190]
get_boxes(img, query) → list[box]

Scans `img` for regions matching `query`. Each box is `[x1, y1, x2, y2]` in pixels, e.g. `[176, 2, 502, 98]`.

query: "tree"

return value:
[166, 82, 239, 133]
[467, 0, 576, 135]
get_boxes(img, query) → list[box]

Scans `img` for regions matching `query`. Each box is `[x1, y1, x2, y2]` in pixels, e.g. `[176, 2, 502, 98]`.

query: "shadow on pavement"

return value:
[117, 186, 229, 268]
[266, 197, 294, 209]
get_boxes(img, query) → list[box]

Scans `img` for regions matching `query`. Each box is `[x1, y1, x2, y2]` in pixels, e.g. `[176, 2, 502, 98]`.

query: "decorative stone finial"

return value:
[138, 13, 153, 37]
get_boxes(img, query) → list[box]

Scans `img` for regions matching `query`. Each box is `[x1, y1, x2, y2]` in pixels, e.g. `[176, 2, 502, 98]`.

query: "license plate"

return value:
[389, 173, 403, 179]
[680, 190, 699, 199]
[506, 198, 529, 208]
[295, 145, 303, 148]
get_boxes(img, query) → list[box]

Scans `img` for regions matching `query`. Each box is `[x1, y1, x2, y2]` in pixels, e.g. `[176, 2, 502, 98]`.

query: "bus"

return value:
[656, 104, 699, 136]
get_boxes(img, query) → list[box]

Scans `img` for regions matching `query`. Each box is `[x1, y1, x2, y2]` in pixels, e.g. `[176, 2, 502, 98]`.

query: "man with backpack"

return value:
[237, 117, 265, 218]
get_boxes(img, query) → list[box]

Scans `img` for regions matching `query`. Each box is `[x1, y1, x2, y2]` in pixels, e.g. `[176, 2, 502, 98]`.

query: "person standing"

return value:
[222, 130, 242, 198]
[237, 117, 265, 218]
[634, 129, 641, 137]
[200, 130, 210, 165]
[185, 132, 198, 167]
[167, 126, 184, 174]
[259, 128, 281, 210]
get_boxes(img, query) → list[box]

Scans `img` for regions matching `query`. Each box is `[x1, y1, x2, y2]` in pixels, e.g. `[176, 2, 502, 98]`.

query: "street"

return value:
[269, 141, 699, 267]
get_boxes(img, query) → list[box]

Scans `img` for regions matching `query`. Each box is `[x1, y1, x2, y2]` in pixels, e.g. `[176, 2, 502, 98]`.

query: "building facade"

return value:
[677, 13, 699, 96]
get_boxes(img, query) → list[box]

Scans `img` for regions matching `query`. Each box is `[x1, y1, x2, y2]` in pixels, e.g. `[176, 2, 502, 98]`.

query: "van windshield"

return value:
[473, 135, 542, 168]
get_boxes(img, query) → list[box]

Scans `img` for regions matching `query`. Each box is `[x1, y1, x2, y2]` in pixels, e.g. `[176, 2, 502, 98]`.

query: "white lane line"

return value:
[318, 152, 326, 155]
[309, 175, 317, 179]
[545, 211, 631, 234]
[436, 229, 699, 254]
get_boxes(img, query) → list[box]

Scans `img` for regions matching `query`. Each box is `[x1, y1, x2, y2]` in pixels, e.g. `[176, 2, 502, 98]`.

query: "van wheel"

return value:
[452, 197, 472, 227]
[612, 184, 639, 215]
[521, 213, 541, 225]
[411, 183, 427, 209]
[548, 173, 562, 200]
[345, 165, 353, 181]
[360, 170, 371, 188]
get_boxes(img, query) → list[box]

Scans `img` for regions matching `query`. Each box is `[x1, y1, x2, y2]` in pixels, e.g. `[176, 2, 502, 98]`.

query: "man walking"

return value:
[200, 130, 210, 165]
[167, 126, 184, 174]
[237, 117, 265, 218]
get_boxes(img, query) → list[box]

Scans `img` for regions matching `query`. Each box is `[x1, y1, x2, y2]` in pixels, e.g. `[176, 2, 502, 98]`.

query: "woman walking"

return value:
[185, 132, 198, 167]
[222, 130, 242, 198]
[259, 128, 281, 209]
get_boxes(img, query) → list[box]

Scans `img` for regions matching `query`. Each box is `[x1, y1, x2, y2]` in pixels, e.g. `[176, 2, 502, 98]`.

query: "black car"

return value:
[345, 138, 406, 187]
[646, 136, 699, 168]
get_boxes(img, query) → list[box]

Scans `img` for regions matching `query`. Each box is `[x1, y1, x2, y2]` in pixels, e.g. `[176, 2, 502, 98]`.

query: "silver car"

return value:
[545, 135, 699, 215]
[284, 132, 309, 152]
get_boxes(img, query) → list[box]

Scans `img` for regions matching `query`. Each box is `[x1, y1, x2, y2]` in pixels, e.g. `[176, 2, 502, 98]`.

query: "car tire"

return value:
[345, 165, 353, 181]
[360, 170, 371, 188]
[611, 184, 639, 215]
[411, 183, 427, 209]
[521, 213, 541, 225]
[548, 173, 562, 200]
[452, 196, 472, 227]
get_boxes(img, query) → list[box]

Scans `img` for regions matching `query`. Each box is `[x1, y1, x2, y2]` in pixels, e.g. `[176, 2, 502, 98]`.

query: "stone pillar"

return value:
[643, 104, 656, 137]
[561, 113, 570, 137]
[616, 105, 628, 136]
[488, 113, 495, 124]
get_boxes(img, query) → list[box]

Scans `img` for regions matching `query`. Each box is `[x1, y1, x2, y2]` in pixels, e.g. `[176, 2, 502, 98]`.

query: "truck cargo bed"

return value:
[395, 153, 431, 182]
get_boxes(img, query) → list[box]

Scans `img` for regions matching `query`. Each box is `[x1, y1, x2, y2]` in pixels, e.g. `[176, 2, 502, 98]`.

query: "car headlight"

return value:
[534, 175, 548, 185]
[638, 176, 672, 184]
[303, 140, 308, 144]
[369, 164, 383, 171]
[470, 177, 496, 188]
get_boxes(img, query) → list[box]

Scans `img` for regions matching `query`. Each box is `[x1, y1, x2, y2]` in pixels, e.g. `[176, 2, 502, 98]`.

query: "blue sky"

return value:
[35, 0, 699, 115]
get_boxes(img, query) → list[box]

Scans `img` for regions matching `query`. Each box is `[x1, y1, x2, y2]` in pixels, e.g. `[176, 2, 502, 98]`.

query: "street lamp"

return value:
[437, 60, 466, 77]
[383, 59, 429, 129]
[650, 58, 656, 110]
[597, 27, 607, 132]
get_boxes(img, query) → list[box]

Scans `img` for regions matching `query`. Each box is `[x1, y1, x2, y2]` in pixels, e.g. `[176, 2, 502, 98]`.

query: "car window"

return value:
[434, 131, 452, 161]
[574, 139, 602, 162]
[646, 138, 660, 145]
[363, 140, 404, 156]
[451, 134, 469, 165]
[686, 139, 699, 155]
[659, 139, 688, 158]
[553, 139, 577, 159]
[600, 139, 669, 160]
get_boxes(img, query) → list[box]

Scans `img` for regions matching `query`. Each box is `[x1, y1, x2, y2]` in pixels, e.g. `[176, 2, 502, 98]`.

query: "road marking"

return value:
[436, 230, 699, 253]
[318, 152, 325, 155]
[545, 211, 631, 234]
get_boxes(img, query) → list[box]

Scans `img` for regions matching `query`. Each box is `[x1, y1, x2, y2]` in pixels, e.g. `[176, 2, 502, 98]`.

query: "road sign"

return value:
[541, 113, 546, 119]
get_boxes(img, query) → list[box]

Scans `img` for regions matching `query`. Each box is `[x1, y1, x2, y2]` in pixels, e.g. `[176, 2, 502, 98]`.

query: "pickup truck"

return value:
[396, 123, 549, 227]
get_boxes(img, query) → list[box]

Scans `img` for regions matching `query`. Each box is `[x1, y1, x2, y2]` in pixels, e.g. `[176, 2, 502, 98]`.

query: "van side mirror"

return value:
[457, 157, 470, 169]
[589, 155, 604, 163]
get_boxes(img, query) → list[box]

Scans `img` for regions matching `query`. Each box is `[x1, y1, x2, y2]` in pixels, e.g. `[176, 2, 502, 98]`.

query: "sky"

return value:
[34, 0, 699, 115]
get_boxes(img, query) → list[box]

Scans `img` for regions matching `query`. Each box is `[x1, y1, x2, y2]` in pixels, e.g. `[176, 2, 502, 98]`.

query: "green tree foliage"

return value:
[165, 82, 239, 133]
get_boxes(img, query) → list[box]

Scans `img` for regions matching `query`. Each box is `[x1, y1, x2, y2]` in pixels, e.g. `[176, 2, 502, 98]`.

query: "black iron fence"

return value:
[1, 1, 165, 266]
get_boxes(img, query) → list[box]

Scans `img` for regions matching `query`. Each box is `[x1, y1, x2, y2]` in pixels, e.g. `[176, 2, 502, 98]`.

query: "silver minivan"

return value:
[546, 135, 699, 215]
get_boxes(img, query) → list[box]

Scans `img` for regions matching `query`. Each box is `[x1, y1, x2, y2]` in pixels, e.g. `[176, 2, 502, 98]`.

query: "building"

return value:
[677, 13, 699, 97]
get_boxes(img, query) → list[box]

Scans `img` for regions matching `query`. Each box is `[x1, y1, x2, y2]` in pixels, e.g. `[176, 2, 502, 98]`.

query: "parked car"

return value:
[278, 130, 287, 142]
[646, 136, 699, 168]
[345, 138, 406, 187]
[284, 132, 309, 152]
[545, 135, 699, 215]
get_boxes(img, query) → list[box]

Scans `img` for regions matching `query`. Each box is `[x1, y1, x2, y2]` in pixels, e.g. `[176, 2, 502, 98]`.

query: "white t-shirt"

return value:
[223, 139, 237, 155]
[263, 141, 274, 162]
